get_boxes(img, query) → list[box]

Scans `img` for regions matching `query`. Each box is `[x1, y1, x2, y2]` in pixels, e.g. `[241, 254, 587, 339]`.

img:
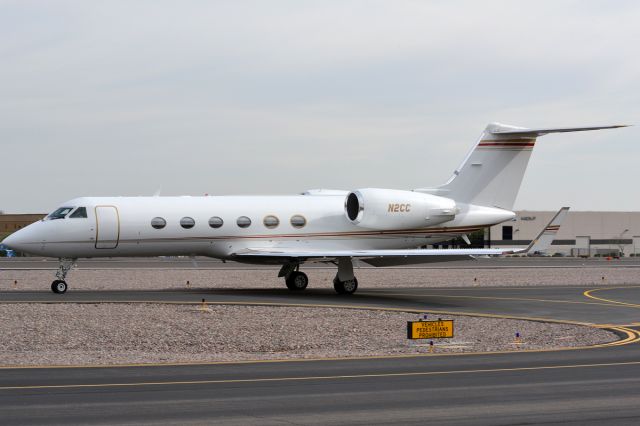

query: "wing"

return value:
[231, 206, 571, 266]
[231, 247, 524, 265]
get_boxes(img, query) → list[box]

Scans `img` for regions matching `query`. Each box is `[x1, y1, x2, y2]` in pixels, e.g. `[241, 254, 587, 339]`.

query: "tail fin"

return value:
[525, 207, 570, 254]
[419, 123, 627, 210]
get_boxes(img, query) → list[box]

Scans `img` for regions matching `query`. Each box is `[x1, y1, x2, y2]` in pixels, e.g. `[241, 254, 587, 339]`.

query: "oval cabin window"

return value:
[263, 215, 280, 229]
[180, 217, 195, 229]
[236, 216, 252, 228]
[290, 215, 306, 228]
[209, 216, 224, 228]
[151, 217, 166, 229]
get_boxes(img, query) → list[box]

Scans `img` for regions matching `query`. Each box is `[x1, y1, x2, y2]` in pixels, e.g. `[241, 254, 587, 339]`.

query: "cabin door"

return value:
[95, 206, 120, 249]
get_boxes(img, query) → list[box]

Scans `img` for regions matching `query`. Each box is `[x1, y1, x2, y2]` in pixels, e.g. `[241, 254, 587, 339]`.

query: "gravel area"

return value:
[0, 266, 627, 366]
[0, 303, 617, 366]
[0, 267, 638, 292]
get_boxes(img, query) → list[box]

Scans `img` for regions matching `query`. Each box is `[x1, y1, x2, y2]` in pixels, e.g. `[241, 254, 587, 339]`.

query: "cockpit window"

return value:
[69, 207, 88, 218]
[47, 207, 74, 220]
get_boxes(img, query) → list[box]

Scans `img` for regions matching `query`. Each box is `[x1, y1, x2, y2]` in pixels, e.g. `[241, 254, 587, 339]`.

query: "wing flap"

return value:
[232, 247, 522, 260]
[361, 255, 476, 267]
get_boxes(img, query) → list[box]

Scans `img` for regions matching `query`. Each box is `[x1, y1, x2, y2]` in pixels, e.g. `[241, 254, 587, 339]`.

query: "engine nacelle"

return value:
[345, 188, 457, 230]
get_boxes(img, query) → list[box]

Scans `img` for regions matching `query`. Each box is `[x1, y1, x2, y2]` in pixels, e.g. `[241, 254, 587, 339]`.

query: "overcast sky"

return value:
[1, 1, 638, 213]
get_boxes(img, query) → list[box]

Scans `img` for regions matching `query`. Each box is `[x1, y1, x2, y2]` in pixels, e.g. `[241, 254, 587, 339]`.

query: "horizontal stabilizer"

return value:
[491, 125, 629, 137]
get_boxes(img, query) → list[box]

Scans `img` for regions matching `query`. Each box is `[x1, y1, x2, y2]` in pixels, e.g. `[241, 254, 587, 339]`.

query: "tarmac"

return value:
[2, 258, 640, 424]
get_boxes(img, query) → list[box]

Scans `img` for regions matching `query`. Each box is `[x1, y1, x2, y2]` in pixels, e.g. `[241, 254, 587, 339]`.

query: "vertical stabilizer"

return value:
[436, 122, 536, 210]
[419, 123, 627, 210]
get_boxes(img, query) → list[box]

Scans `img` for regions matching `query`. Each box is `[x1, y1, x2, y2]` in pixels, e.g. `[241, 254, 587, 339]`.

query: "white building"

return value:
[488, 211, 640, 256]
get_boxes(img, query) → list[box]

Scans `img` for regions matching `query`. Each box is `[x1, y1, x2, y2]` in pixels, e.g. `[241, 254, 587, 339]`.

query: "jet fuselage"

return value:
[5, 195, 514, 260]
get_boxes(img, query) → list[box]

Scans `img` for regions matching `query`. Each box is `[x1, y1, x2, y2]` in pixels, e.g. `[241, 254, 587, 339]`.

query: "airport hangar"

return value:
[1, 210, 640, 257]
[486, 210, 640, 257]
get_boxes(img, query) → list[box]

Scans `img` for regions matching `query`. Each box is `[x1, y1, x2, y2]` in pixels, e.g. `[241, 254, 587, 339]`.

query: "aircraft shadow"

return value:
[160, 286, 464, 311]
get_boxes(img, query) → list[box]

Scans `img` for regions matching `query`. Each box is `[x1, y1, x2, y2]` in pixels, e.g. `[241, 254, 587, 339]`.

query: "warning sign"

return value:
[407, 320, 454, 339]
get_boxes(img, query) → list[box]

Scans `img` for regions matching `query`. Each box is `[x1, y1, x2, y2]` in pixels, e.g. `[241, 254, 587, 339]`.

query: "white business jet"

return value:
[2, 123, 625, 294]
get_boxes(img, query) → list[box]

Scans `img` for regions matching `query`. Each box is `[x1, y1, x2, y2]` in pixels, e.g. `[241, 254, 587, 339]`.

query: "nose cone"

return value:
[2, 229, 24, 252]
[2, 224, 39, 254]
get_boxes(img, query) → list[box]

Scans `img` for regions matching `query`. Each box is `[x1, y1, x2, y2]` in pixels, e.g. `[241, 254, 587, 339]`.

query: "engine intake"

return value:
[345, 188, 456, 230]
[346, 192, 363, 221]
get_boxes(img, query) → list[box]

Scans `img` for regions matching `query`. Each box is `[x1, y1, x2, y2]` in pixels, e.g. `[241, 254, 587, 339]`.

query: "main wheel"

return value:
[286, 271, 309, 291]
[51, 280, 68, 294]
[333, 276, 358, 295]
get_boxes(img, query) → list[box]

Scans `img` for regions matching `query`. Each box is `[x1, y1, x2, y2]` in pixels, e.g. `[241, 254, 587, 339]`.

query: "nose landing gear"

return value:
[51, 258, 76, 294]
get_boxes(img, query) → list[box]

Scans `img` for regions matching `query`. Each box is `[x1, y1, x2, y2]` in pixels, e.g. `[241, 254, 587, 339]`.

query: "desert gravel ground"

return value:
[0, 303, 617, 366]
[1, 266, 638, 291]
[0, 266, 628, 366]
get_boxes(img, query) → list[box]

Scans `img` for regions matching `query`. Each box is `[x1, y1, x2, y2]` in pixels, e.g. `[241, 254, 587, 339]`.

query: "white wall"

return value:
[489, 211, 640, 256]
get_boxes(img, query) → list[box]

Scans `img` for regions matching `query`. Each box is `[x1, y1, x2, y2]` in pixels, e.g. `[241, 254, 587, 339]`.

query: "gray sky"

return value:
[1, 0, 638, 213]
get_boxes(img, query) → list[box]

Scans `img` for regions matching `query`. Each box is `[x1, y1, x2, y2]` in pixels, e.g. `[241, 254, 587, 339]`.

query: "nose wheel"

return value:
[51, 280, 68, 294]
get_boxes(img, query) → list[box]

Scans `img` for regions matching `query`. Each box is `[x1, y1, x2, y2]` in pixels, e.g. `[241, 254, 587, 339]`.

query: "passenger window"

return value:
[69, 207, 88, 218]
[290, 215, 307, 228]
[151, 217, 167, 229]
[47, 207, 74, 220]
[263, 215, 279, 229]
[237, 216, 251, 228]
[209, 216, 224, 228]
[180, 217, 195, 229]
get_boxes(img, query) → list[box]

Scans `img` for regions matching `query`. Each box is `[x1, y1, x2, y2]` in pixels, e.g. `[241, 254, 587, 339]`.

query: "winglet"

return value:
[523, 207, 570, 254]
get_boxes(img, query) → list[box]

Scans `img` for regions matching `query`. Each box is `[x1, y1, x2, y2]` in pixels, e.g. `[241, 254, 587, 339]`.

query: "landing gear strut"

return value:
[51, 258, 76, 294]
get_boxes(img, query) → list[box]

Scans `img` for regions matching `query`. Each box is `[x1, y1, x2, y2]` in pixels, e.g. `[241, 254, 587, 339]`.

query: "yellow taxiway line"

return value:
[583, 286, 640, 308]
[360, 291, 618, 307]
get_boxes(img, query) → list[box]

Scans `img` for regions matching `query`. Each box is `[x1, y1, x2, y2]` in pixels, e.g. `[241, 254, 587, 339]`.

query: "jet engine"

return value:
[345, 188, 457, 230]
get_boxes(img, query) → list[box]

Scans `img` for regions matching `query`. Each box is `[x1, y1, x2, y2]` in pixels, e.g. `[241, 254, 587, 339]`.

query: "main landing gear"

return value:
[279, 264, 309, 291]
[279, 257, 359, 295]
[51, 258, 76, 294]
[333, 276, 358, 295]
[333, 257, 358, 294]
[286, 271, 309, 291]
